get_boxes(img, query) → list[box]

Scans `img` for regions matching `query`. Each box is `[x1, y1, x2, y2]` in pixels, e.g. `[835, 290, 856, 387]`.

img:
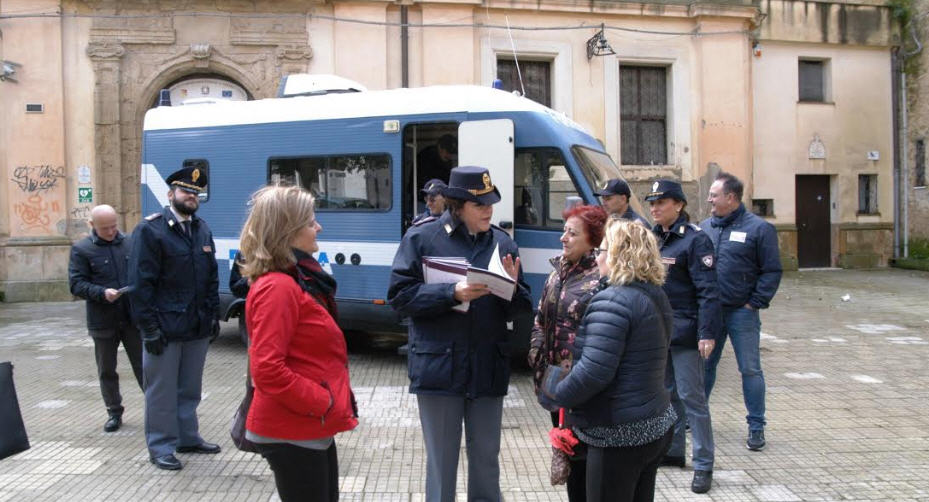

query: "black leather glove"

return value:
[143, 329, 166, 356]
[209, 319, 221, 343]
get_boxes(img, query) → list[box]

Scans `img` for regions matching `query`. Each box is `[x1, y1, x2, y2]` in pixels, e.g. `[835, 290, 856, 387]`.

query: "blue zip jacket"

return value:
[700, 204, 782, 309]
[654, 215, 721, 347]
[388, 211, 533, 398]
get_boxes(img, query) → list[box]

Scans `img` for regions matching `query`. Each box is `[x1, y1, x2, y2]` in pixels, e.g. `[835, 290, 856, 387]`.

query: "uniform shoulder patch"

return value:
[702, 254, 714, 268]
[412, 215, 437, 226]
[144, 212, 163, 221]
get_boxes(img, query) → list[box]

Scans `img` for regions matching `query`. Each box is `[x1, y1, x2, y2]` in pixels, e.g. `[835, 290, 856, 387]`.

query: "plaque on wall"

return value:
[809, 134, 826, 159]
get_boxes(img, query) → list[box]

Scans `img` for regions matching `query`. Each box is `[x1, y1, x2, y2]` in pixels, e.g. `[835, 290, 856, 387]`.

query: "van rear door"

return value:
[458, 119, 515, 236]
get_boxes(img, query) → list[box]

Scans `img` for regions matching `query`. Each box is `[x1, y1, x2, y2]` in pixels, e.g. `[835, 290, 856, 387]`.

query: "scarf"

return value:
[291, 249, 339, 319]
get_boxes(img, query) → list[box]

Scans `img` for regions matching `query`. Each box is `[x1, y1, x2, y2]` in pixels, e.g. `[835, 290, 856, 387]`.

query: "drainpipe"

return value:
[892, 47, 901, 260]
[900, 25, 924, 258]
[401, 6, 409, 88]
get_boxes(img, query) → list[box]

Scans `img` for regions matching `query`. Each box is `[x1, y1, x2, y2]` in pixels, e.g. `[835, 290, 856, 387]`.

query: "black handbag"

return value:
[229, 357, 260, 453]
[0, 361, 30, 460]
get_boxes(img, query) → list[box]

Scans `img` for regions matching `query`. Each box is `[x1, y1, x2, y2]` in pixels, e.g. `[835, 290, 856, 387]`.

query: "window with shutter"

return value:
[620, 65, 668, 165]
[497, 59, 552, 107]
[799, 60, 825, 102]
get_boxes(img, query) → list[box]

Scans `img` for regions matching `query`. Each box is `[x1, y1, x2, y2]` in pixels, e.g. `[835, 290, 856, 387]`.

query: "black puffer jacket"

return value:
[544, 279, 672, 428]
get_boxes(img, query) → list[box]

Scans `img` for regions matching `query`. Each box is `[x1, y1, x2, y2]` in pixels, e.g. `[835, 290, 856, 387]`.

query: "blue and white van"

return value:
[141, 80, 632, 349]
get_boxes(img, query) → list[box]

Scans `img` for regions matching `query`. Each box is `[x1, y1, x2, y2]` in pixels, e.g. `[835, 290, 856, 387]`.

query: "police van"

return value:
[141, 76, 633, 351]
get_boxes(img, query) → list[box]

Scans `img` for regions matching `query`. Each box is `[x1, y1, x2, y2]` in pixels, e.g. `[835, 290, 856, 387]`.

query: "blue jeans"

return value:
[704, 306, 766, 431]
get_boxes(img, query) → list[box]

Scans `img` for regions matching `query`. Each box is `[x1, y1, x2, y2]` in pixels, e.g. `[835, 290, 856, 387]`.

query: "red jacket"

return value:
[245, 271, 358, 440]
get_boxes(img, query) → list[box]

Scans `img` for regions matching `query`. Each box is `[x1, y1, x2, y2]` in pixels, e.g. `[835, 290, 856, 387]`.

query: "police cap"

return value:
[166, 166, 208, 194]
[645, 179, 686, 202]
[593, 178, 632, 198]
[443, 166, 501, 205]
[420, 179, 448, 197]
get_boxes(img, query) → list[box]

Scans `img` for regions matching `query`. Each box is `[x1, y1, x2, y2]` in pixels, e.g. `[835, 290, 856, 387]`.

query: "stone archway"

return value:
[85, 11, 312, 228]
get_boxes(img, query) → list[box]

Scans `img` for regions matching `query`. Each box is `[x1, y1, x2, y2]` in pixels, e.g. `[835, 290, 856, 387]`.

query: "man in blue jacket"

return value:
[700, 172, 782, 451]
[389, 166, 532, 502]
[130, 166, 221, 470]
[68, 204, 143, 433]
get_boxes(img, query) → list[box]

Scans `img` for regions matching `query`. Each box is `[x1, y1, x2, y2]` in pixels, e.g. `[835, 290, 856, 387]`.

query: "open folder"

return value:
[422, 245, 516, 314]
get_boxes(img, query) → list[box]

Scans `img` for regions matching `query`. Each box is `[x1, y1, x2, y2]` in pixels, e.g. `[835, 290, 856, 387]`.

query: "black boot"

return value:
[103, 414, 122, 432]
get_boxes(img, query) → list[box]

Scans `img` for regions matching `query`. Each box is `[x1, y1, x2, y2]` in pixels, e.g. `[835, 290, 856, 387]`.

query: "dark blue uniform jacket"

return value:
[388, 211, 533, 398]
[129, 207, 220, 341]
[68, 230, 133, 330]
[654, 216, 721, 348]
[621, 207, 651, 227]
[700, 204, 782, 309]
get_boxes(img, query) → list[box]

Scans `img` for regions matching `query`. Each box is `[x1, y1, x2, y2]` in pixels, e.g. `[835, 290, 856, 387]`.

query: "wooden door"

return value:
[795, 175, 831, 267]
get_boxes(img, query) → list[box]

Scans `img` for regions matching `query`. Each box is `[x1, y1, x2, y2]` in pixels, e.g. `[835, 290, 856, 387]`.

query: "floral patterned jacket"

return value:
[529, 251, 601, 407]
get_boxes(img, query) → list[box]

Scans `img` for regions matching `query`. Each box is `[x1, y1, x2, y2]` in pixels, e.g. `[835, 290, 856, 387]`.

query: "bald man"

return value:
[68, 205, 143, 432]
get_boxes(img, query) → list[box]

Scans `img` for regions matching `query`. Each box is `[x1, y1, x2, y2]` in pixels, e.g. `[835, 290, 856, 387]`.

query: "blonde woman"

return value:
[541, 219, 676, 502]
[239, 185, 358, 502]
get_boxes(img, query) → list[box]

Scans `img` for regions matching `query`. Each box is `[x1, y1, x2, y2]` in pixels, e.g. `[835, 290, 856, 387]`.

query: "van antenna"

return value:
[504, 16, 526, 98]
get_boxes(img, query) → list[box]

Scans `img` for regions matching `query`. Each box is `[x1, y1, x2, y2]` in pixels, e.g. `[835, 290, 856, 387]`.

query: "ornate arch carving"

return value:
[86, 10, 312, 226]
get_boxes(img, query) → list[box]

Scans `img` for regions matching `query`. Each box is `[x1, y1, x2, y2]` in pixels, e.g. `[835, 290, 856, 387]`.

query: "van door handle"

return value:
[499, 221, 513, 229]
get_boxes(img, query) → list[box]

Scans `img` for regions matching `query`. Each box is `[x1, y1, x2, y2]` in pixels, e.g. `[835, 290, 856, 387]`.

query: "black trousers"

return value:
[90, 326, 143, 416]
[258, 442, 339, 502]
[586, 428, 673, 502]
[549, 412, 586, 502]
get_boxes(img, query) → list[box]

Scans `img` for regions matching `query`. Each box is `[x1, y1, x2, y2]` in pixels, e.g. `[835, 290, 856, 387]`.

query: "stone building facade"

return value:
[0, 0, 899, 301]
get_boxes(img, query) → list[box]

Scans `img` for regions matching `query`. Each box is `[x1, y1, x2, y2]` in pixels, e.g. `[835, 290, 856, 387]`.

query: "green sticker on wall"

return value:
[78, 187, 93, 203]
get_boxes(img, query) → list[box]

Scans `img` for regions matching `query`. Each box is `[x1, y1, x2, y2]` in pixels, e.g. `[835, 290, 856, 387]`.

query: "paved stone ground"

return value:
[1, 268, 928, 502]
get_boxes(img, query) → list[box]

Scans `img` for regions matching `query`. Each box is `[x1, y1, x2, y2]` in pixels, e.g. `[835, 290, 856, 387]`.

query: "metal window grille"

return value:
[620, 65, 667, 165]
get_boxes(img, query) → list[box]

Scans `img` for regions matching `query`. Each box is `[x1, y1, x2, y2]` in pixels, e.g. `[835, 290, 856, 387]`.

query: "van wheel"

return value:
[238, 315, 249, 346]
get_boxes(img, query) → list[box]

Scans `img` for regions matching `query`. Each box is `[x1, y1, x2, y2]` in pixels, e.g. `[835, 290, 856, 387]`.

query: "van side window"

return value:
[182, 159, 209, 202]
[514, 148, 582, 230]
[268, 154, 391, 211]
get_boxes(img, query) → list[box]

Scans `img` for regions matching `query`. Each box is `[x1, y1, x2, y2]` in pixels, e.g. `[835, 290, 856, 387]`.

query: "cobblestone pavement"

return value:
[1, 269, 928, 501]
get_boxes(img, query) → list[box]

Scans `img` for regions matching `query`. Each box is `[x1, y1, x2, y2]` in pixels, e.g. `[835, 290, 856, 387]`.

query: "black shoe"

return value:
[747, 429, 766, 451]
[103, 415, 122, 433]
[691, 470, 713, 494]
[150, 454, 183, 470]
[176, 441, 221, 454]
[659, 455, 686, 468]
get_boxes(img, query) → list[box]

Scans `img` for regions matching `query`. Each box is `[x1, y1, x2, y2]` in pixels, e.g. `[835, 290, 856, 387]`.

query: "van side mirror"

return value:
[499, 221, 513, 229]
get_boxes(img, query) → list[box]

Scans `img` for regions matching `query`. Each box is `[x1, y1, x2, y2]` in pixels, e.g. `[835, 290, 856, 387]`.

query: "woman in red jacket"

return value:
[238, 185, 358, 502]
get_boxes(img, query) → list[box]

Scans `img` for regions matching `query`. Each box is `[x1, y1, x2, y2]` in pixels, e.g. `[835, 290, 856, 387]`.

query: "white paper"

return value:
[730, 231, 747, 243]
[466, 267, 516, 301]
[423, 257, 469, 313]
[487, 243, 508, 277]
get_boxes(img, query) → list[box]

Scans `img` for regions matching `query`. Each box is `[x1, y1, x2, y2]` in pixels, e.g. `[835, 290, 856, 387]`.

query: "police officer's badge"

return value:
[702, 254, 714, 268]
[192, 169, 200, 183]
[652, 181, 660, 192]
[482, 173, 492, 191]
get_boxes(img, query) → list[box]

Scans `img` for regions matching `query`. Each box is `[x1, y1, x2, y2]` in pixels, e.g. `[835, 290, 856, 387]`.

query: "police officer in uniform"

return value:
[647, 180, 721, 494]
[594, 178, 650, 226]
[389, 166, 533, 502]
[413, 178, 447, 224]
[130, 166, 221, 471]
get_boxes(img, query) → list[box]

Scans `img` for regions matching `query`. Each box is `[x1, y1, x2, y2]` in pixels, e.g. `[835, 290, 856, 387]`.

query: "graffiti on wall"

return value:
[13, 194, 61, 232]
[10, 165, 66, 193]
[9, 164, 67, 235]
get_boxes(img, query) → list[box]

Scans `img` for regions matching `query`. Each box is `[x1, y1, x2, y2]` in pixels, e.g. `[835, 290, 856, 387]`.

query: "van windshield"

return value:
[571, 145, 624, 194]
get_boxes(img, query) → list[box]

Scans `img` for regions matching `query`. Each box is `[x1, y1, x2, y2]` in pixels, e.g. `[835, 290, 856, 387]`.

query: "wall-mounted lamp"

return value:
[1, 60, 21, 83]
[586, 24, 616, 60]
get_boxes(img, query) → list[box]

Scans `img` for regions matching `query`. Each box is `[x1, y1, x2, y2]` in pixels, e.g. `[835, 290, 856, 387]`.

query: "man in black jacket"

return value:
[68, 204, 143, 433]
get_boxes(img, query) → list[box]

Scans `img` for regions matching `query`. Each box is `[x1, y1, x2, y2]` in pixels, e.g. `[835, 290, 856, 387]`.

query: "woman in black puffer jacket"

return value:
[541, 218, 676, 502]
